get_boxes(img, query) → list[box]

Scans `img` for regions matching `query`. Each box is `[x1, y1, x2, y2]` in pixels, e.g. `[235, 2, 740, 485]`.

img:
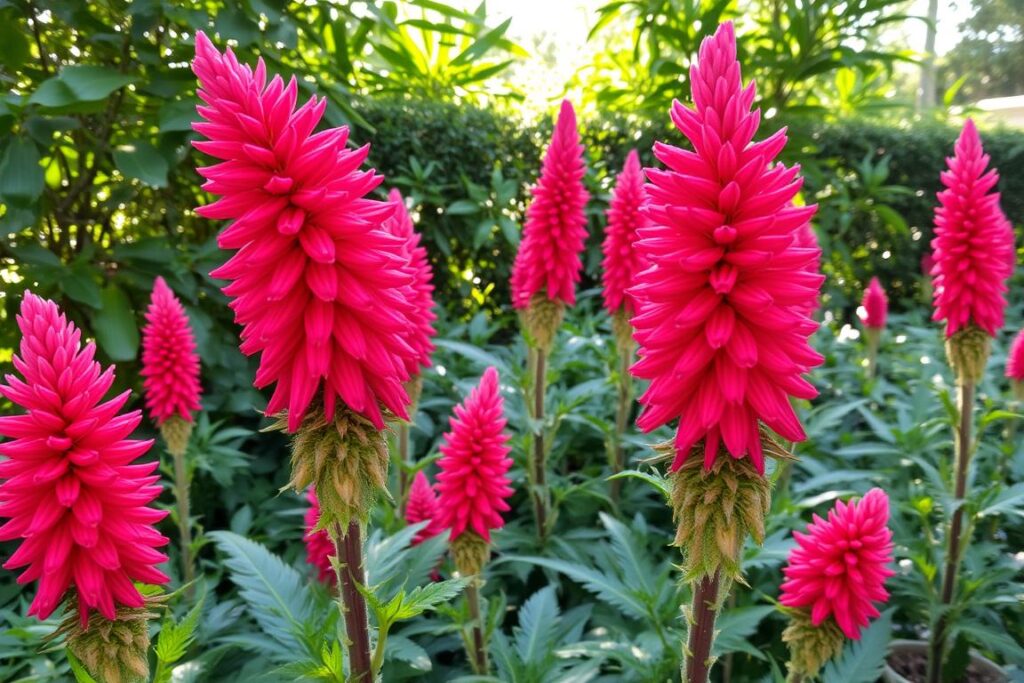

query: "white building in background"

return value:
[975, 96, 1024, 128]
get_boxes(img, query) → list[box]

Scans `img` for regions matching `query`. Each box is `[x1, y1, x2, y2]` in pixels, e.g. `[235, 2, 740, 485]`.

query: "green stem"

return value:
[928, 380, 974, 683]
[610, 347, 632, 505]
[686, 573, 722, 683]
[332, 521, 373, 682]
[466, 579, 489, 674]
[171, 445, 194, 596]
[531, 348, 549, 543]
[397, 421, 410, 517]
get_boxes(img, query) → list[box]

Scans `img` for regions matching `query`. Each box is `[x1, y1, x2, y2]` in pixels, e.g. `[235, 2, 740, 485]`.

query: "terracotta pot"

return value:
[883, 639, 1007, 683]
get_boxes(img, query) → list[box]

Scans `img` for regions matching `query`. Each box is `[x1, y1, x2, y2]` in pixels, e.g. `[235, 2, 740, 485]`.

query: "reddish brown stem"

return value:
[686, 573, 721, 683]
[333, 522, 372, 682]
[466, 580, 489, 674]
[928, 380, 974, 683]
[397, 422, 410, 517]
[531, 349, 549, 543]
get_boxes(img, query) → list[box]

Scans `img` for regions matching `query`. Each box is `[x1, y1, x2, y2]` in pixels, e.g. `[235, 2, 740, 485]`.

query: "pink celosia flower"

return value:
[0, 293, 169, 622]
[780, 488, 894, 640]
[930, 119, 1015, 337]
[793, 220, 821, 316]
[602, 149, 649, 315]
[141, 277, 202, 425]
[303, 490, 335, 585]
[510, 100, 590, 309]
[192, 32, 420, 432]
[383, 189, 436, 375]
[405, 471, 443, 545]
[859, 277, 887, 330]
[1007, 329, 1024, 382]
[630, 22, 824, 474]
[435, 367, 513, 542]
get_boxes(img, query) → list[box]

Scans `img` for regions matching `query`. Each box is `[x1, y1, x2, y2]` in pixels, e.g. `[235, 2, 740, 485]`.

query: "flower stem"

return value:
[333, 521, 373, 682]
[397, 422, 410, 517]
[531, 348, 549, 543]
[928, 379, 974, 683]
[466, 578, 489, 674]
[610, 349, 632, 505]
[170, 444, 194, 596]
[686, 572, 721, 683]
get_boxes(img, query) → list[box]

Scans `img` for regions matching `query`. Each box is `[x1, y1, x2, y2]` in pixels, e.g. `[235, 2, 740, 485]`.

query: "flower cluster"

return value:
[601, 149, 649, 315]
[630, 22, 824, 473]
[192, 31, 425, 432]
[930, 119, 1015, 338]
[140, 277, 202, 425]
[406, 471, 444, 545]
[859, 277, 888, 330]
[780, 488, 894, 639]
[0, 294, 169, 622]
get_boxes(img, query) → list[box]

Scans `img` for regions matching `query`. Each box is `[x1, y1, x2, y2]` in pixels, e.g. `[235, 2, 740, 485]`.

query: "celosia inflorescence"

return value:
[601, 149, 648, 316]
[384, 189, 437, 375]
[141, 277, 202, 425]
[780, 488, 894, 640]
[435, 367, 513, 542]
[0, 294, 169, 622]
[859, 277, 887, 330]
[192, 32, 420, 432]
[406, 471, 444, 545]
[931, 119, 1015, 338]
[630, 22, 824, 474]
[303, 490, 335, 585]
[510, 100, 589, 310]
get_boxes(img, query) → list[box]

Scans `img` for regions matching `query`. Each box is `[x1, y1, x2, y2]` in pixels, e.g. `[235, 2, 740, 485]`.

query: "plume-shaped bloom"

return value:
[859, 277, 888, 330]
[435, 367, 513, 542]
[602, 149, 649, 315]
[141, 277, 202, 425]
[1008, 329, 1024, 383]
[303, 490, 335, 585]
[780, 488, 894, 640]
[630, 22, 824, 474]
[384, 189, 436, 375]
[406, 471, 443, 545]
[930, 119, 1015, 337]
[192, 32, 420, 432]
[510, 100, 590, 309]
[0, 293, 169, 622]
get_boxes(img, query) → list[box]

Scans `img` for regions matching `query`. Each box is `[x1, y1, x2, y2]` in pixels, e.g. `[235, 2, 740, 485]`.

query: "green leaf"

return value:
[713, 606, 775, 659]
[89, 285, 139, 361]
[978, 483, 1024, 519]
[392, 577, 469, 621]
[209, 531, 320, 654]
[153, 597, 205, 683]
[821, 609, 893, 683]
[0, 9, 30, 70]
[507, 556, 648, 619]
[61, 263, 102, 309]
[30, 66, 134, 107]
[514, 585, 559, 665]
[66, 650, 99, 683]
[451, 18, 512, 67]
[158, 98, 201, 133]
[113, 141, 170, 188]
[0, 139, 44, 203]
[446, 199, 480, 215]
[607, 469, 670, 501]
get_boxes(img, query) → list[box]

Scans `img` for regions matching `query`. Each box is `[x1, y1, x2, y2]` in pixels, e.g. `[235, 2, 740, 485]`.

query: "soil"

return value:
[887, 650, 1005, 683]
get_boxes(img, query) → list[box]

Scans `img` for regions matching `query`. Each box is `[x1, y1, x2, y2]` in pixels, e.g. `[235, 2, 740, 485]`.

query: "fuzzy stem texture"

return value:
[333, 522, 373, 682]
[162, 417, 195, 595]
[466, 579, 489, 675]
[610, 310, 635, 505]
[531, 349, 549, 542]
[686, 572, 721, 683]
[928, 379, 974, 683]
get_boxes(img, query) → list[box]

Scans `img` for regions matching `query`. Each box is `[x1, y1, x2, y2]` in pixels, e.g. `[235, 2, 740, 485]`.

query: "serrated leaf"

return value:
[514, 585, 559, 664]
[153, 596, 205, 683]
[394, 577, 469, 621]
[821, 609, 893, 683]
[508, 556, 648, 620]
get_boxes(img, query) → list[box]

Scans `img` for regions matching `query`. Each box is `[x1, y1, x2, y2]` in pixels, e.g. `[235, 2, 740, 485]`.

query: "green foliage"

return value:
[153, 597, 205, 683]
[821, 609, 893, 683]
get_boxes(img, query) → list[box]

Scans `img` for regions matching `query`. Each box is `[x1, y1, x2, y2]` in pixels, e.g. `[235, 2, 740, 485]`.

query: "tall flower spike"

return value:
[1008, 329, 1024, 399]
[931, 119, 1014, 340]
[780, 488, 894, 640]
[405, 471, 443, 545]
[0, 293, 170, 623]
[630, 22, 824, 474]
[859, 277, 887, 330]
[384, 189, 437, 377]
[435, 367, 513, 547]
[602, 149, 649, 317]
[191, 31, 420, 432]
[303, 490, 335, 585]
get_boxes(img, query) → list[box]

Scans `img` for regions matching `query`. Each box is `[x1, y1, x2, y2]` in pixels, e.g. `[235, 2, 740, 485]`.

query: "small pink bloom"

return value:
[405, 471, 443, 545]
[601, 149, 649, 315]
[191, 32, 421, 432]
[141, 277, 202, 425]
[930, 119, 1015, 337]
[780, 488, 894, 640]
[630, 22, 824, 474]
[859, 277, 888, 330]
[0, 293, 169, 623]
[303, 490, 335, 585]
[384, 189, 436, 375]
[435, 367, 513, 542]
[1007, 329, 1024, 382]
[511, 100, 590, 309]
